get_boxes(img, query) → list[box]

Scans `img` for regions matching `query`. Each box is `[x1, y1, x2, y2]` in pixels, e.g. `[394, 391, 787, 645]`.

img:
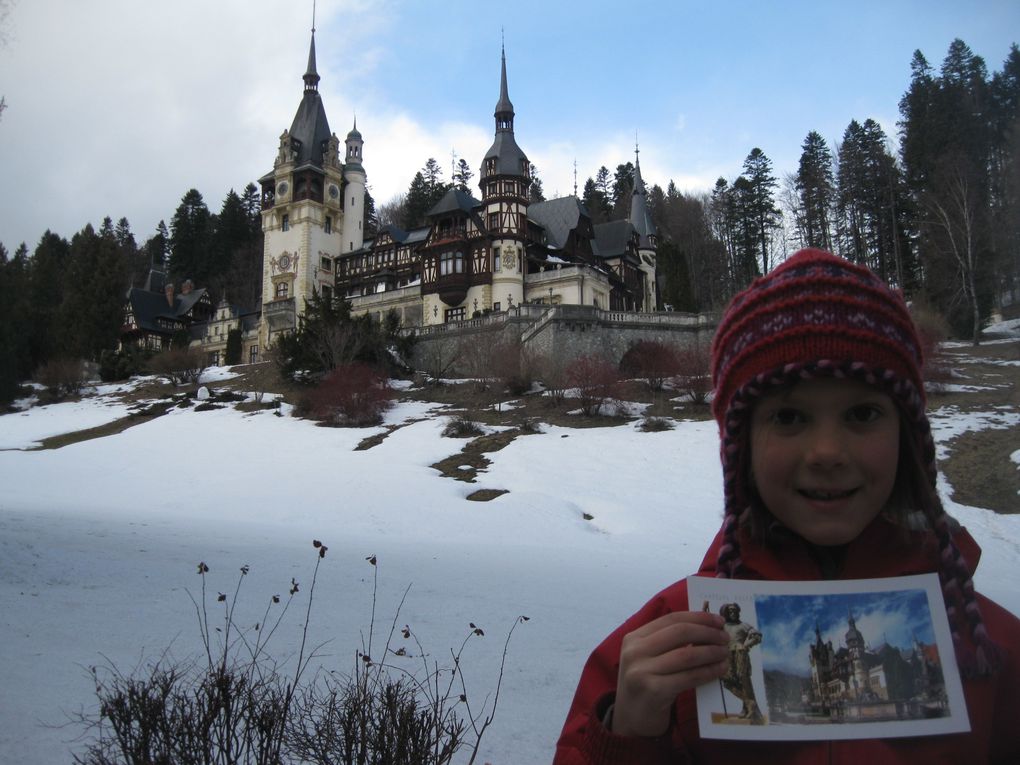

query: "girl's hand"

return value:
[611, 611, 730, 738]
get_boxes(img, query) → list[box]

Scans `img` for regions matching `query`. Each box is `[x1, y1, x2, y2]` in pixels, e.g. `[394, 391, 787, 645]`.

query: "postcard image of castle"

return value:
[756, 589, 948, 725]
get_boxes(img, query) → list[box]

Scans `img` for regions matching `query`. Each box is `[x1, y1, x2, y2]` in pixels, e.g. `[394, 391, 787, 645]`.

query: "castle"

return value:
[122, 30, 664, 365]
[256, 30, 660, 353]
[807, 611, 945, 719]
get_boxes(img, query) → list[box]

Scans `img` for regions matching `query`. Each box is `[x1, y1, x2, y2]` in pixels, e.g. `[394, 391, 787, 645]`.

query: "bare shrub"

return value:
[639, 416, 675, 432]
[417, 337, 461, 385]
[619, 340, 681, 391]
[565, 355, 621, 416]
[147, 347, 208, 386]
[442, 416, 485, 438]
[533, 352, 570, 406]
[34, 357, 87, 399]
[307, 362, 392, 427]
[74, 546, 528, 765]
[672, 342, 712, 404]
[491, 335, 537, 396]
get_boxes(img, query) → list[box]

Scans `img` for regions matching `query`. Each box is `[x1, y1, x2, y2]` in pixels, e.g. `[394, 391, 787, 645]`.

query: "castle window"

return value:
[493, 301, 501, 312]
[321, 256, 331, 271]
[488, 212, 499, 230]
[445, 306, 466, 323]
[325, 216, 332, 234]
[493, 246, 501, 272]
[275, 281, 289, 299]
[282, 214, 290, 231]
[249, 345, 259, 364]
[321, 285, 332, 302]
[440, 251, 464, 276]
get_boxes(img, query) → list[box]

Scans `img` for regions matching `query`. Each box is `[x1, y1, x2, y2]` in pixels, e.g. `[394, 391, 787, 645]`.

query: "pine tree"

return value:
[582, 173, 610, 223]
[27, 231, 71, 368]
[240, 182, 262, 236]
[453, 158, 474, 193]
[795, 131, 835, 250]
[0, 242, 35, 402]
[529, 163, 545, 203]
[611, 162, 635, 220]
[169, 189, 213, 284]
[739, 148, 782, 276]
[59, 224, 129, 360]
[402, 159, 451, 228]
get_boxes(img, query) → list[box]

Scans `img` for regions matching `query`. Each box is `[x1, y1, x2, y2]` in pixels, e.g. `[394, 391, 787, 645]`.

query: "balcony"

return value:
[264, 298, 296, 331]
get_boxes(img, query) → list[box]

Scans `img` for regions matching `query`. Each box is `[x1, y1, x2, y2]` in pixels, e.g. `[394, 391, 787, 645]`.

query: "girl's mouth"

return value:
[798, 488, 857, 501]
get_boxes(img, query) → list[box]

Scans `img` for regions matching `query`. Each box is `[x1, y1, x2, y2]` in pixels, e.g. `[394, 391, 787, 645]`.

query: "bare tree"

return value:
[924, 166, 983, 345]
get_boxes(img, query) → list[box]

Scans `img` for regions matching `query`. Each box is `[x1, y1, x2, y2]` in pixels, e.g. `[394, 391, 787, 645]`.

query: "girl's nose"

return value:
[806, 422, 847, 467]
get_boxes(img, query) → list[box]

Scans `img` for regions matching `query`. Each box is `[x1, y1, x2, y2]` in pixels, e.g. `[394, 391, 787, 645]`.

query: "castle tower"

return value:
[479, 44, 530, 312]
[259, 29, 347, 348]
[845, 611, 868, 698]
[630, 144, 658, 311]
[341, 119, 366, 254]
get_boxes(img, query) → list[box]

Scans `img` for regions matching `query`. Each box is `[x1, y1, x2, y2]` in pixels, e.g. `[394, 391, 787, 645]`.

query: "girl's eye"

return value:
[770, 407, 806, 426]
[846, 404, 882, 424]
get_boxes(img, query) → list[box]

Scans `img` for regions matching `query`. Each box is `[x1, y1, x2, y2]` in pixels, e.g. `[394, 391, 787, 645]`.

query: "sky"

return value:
[1, 0, 1019, 253]
[1, 332, 1019, 761]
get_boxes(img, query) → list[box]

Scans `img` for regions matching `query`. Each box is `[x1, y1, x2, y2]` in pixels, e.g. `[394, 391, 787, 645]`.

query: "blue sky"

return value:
[1, 0, 1018, 254]
[756, 589, 937, 677]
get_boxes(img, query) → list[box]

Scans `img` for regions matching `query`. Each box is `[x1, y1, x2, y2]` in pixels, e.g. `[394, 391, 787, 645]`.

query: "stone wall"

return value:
[408, 305, 716, 375]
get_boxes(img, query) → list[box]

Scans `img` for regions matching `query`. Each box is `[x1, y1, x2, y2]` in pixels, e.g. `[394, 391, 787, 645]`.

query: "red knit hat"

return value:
[709, 248, 998, 675]
[711, 248, 924, 428]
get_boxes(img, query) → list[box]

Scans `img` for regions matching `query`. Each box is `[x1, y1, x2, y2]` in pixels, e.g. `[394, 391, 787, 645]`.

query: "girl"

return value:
[554, 249, 1019, 764]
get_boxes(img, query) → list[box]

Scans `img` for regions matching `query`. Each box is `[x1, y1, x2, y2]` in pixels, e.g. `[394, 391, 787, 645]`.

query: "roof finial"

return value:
[573, 159, 578, 197]
[312, 0, 317, 33]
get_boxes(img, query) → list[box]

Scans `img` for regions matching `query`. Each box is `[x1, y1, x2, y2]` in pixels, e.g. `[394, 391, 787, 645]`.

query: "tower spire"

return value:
[494, 40, 514, 132]
[304, 2, 320, 94]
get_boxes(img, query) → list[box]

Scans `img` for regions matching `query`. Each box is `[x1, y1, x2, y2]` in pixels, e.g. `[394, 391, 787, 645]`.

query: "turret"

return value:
[630, 144, 658, 310]
[479, 44, 530, 312]
[342, 118, 367, 253]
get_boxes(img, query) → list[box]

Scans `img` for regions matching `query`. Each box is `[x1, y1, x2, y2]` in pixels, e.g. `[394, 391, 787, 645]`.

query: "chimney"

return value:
[181, 279, 193, 295]
[165, 282, 175, 307]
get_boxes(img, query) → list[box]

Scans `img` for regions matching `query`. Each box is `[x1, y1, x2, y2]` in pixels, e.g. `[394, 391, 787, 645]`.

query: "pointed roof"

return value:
[427, 187, 482, 218]
[494, 45, 514, 120]
[304, 32, 320, 91]
[629, 147, 657, 248]
[527, 196, 588, 249]
[289, 31, 331, 169]
[482, 44, 528, 178]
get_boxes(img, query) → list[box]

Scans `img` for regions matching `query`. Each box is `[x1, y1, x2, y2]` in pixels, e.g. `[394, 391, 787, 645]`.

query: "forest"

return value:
[1, 38, 1017, 404]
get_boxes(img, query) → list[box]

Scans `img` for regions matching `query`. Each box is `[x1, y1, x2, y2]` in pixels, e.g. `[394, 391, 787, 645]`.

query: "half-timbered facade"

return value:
[330, 47, 659, 327]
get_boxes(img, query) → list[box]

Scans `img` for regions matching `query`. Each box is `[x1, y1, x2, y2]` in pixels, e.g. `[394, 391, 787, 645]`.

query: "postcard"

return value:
[687, 573, 970, 741]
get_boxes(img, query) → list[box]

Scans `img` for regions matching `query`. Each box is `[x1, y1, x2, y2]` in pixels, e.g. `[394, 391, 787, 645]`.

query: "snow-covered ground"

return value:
[1, 360, 1019, 764]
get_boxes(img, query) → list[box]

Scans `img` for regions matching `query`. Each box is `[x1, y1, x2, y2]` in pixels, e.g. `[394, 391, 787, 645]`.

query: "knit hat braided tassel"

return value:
[709, 248, 1000, 676]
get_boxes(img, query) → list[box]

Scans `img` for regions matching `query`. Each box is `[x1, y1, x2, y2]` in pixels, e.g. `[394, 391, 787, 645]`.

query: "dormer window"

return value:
[485, 158, 497, 176]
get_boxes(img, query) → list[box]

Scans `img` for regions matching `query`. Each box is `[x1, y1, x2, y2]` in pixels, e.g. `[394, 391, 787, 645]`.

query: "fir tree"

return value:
[739, 148, 782, 276]
[169, 189, 213, 284]
[795, 131, 835, 250]
[529, 163, 545, 203]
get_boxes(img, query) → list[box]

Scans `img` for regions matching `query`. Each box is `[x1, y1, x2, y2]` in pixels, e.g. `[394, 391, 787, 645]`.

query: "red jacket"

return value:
[554, 516, 1020, 764]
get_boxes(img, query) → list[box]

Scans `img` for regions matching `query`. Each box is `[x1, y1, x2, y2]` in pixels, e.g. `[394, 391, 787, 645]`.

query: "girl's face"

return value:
[749, 378, 900, 547]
